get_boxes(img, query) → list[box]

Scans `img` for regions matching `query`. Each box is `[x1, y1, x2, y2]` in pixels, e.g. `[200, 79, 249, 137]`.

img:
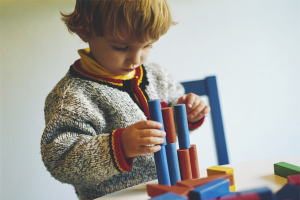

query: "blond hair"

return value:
[61, 0, 176, 42]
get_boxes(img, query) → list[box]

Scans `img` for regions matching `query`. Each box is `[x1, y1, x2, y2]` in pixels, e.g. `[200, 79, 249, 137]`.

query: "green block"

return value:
[274, 162, 300, 178]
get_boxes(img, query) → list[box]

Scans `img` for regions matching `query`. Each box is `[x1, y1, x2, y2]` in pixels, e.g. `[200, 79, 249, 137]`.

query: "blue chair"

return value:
[181, 76, 229, 165]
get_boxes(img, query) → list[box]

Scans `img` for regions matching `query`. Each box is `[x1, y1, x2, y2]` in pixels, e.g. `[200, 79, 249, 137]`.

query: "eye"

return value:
[113, 46, 129, 52]
[144, 44, 153, 49]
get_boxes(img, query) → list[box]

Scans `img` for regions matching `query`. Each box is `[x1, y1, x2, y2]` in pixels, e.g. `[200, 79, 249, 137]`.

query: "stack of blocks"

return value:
[146, 100, 300, 200]
[148, 99, 200, 185]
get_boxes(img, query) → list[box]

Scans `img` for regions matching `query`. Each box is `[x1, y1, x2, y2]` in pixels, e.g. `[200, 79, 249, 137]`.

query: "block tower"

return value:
[148, 99, 200, 185]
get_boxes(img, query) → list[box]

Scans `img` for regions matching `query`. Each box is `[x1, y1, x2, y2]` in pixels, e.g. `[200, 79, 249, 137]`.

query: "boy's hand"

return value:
[121, 121, 166, 158]
[177, 93, 211, 123]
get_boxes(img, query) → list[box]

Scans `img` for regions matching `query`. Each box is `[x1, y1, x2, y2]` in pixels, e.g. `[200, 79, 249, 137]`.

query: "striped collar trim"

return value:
[72, 59, 143, 87]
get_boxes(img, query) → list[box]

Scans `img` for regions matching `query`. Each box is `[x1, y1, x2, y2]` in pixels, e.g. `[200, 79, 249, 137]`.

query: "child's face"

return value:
[82, 27, 154, 76]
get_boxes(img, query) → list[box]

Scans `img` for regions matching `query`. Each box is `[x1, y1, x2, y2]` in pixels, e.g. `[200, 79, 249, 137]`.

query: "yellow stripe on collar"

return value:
[78, 48, 135, 80]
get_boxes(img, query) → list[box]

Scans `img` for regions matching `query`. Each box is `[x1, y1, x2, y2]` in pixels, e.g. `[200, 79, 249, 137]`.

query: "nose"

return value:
[126, 50, 141, 66]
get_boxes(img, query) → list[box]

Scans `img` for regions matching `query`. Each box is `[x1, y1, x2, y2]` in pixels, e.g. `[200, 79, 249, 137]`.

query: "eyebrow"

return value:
[107, 38, 154, 47]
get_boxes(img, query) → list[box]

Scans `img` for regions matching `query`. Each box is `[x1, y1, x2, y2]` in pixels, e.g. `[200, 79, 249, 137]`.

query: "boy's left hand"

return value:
[177, 93, 211, 123]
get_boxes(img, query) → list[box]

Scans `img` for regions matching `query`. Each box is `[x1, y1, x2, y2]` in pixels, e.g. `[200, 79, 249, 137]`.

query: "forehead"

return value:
[105, 22, 155, 45]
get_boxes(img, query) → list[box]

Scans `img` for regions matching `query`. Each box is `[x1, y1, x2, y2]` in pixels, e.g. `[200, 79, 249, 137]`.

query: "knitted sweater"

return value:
[41, 60, 203, 200]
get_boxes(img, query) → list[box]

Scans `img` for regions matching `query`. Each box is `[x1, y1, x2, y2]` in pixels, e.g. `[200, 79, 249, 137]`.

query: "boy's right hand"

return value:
[121, 120, 166, 158]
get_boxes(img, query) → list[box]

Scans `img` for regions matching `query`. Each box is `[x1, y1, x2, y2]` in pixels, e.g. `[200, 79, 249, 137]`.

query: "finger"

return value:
[187, 97, 202, 114]
[188, 111, 204, 123]
[186, 93, 196, 109]
[139, 137, 165, 146]
[139, 129, 166, 138]
[188, 101, 205, 118]
[139, 145, 162, 154]
[201, 105, 211, 116]
[177, 95, 187, 104]
[134, 120, 163, 130]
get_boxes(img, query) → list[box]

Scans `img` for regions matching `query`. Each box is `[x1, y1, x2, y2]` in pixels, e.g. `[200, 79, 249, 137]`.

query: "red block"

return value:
[219, 193, 260, 200]
[178, 149, 192, 180]
[189, 144, 200, 179]
[146, 184, 192, 197]
[239, 192, 261, 200]
[287, 174, 300, 187]
[176, 173, 233, 188]
[219, 195, 239, 200]
[161, 107, 177, 143]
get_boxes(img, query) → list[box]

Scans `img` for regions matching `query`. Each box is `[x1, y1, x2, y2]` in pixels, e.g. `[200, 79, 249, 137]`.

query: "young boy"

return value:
[41, 0, 210, 200]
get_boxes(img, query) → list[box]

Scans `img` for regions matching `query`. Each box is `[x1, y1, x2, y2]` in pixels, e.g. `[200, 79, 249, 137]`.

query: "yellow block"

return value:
[207, 166, 236, 192]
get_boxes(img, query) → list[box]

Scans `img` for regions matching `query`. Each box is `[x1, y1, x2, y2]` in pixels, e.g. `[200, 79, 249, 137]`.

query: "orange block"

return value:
[176, 173, 233, 188]
[146, 184, 192, 197]
[178, 149, 192, 180]
[161, 107, 177, 143]
[189, 144, 200, 179]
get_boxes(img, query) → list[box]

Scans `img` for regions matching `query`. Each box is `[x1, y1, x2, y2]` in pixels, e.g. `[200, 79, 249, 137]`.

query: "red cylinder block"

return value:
[161, 107, 177, 144]
[177, 149, 192, 180]
[189, 144, 200, 179]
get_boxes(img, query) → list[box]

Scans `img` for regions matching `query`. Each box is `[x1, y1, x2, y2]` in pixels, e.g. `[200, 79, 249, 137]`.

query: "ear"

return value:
[78, 33, 90, 43]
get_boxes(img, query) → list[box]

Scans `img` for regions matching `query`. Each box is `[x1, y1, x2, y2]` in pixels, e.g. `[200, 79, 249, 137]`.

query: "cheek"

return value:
[141, 49, 151, 62]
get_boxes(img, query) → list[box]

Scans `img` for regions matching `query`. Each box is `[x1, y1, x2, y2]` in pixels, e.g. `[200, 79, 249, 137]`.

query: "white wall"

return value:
[1, 0, 299, 199]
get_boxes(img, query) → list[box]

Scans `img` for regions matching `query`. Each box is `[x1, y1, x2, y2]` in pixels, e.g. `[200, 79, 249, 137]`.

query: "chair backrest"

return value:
[181, 76, 229, 165]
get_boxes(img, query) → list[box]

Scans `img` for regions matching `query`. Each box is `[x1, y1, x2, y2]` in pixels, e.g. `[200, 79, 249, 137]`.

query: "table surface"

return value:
[95, 156, 300, 200]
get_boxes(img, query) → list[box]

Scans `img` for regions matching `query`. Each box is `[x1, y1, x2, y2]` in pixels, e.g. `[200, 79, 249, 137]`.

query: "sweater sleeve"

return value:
[41, 114, 133, 187]
[41, 75, 134, 188]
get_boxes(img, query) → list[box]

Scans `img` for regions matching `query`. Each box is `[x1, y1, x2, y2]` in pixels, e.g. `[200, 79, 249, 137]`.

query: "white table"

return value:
[95, 156, 300, 199]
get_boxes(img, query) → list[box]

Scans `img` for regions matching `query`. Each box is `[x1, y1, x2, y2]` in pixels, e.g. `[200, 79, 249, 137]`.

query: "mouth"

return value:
[122, 68, 136, 72]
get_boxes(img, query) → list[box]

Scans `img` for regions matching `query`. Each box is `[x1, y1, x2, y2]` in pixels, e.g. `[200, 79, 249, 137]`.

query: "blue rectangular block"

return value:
[154, 146, 171, 185]
[148, 99, 167, 146]
[165, 143, 181, 185]
[174, 104, 190, 149]
[151, 192, 187, 200]
[189, 178, 230, 200]
[275, 183, 300, 200]
[239, 187, 275, 200]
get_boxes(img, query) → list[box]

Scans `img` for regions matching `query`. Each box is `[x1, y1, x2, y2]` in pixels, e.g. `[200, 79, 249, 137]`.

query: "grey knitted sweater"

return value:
[41, 60, 201, 200]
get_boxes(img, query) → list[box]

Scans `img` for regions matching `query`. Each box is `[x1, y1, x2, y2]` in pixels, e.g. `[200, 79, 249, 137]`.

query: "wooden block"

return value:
[239, 187, 274, 200]
[287, 174, 300, 187]
[146, 184, 192, 198]
[178, 149, 192, 180]
[166, 143, 181, 185]
[154, 146, 171, 185]
[274, 162, 300, 178]
[207, 166, 233, 176]
[218, 192, 239, 200]
[229, 185, 236, 192]
[219, 194, 239, 200]
[148, 99, 167, 146]
[189, 144, 200, 179]
[174, 104, 190, 149]
[219, 192, 261, 200]
[189, 178, 230, 200]
[161, 107, 177, 144]
[275, 183, 300, 200]
[151, 192, 188, 200]
[176, 174, 233, 188]
[239, 192, 261, 200]
[207, 166, 236, 192]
